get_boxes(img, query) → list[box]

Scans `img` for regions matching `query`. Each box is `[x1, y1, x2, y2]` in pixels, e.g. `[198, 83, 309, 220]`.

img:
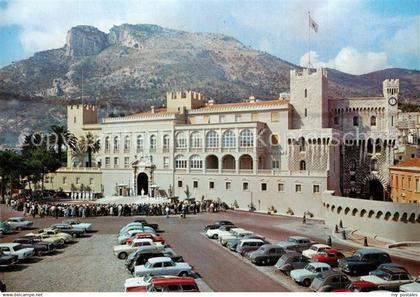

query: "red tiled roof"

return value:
[393, 158, 420, 168]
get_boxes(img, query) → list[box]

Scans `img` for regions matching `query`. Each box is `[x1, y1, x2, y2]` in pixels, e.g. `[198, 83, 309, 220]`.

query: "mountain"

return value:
[0, 24, 419, 148]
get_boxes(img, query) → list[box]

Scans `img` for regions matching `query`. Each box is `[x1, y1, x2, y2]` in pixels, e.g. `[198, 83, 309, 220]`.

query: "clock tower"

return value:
[383, 79, 399, 131]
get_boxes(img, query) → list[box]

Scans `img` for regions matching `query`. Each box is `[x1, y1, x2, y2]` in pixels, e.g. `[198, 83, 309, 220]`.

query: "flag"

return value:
[309, 14, 318, 33]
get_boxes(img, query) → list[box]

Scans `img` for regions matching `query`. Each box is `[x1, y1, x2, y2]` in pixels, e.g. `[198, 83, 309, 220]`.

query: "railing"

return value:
[205, 169, 218, 173]
[221, 148, 236, 153]
[205, 148, 219, 153]
[113, 148, 120, 153]
[162, 147, 170, 153]
[104, 149, 110, 154]
[150, 148, 156, 153]
[238, 169, 253, 174]
[136, 148, 143, 153]
[189, 147, 202, 153]
[124, 149, 130, 153]
[221, 169, 235, 174]
[238, 147, 255, 153]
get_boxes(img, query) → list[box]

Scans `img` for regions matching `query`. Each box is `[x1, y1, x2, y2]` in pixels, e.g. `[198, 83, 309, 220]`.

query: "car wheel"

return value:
[118, 252, 128, 260]
[179, 271, 188, 277]
[303, 278, 311, 287]
[59, 239, 65, 245]
[212, 234, 218, 239]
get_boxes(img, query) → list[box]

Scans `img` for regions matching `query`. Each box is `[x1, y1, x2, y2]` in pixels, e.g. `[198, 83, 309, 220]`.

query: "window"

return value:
[105, 136, 110, 151]
[416, 178, 420, 192]
[177, 180, 183, 188]
[278, 183, 284, 192]
[304, 89, 307, 98]
[105, 157, 110, 167]
[74, 117, 76, 123]
[299, 137, 306, 151]
[209, 181, 214, 189]
[353, 116, 359, 126]
[114, 157, 119, 167]
[175, 132, 187, 148]
[304, 108, 307, 117]
[261, 183, 267, 191]
[313, 185, 320, 193]
[124, 135, 130, 150]
[206, 130, 219, 148]
[50, 177, 54, 183]
[272, 160, 280, 169]
[113, 136, 119, 151]
[300, 160, 306, 170]
[271, 112, 279, 122]
[136, 135, 144, 152]
[251, 113, 258, 121]
[149, 135, 156, 150]
[408, 177, 412, 191]
[243, 182, 249, 191]
[349, 159, 357, 171]
[63, 177, 67, 184]
[402, 177, 405, 189]
[89, 178, 93, 185]
[163, 135, 170, 150]
[226, 181, 231, 190]
[163, 157, 169, 168]
[76, 177, 80, 184]
[193, 181, 198, 188]
[271, 134, 279, 145]
[239, 129, 254, 147]
[334, 116, 339, 125]
[371, 159, 378, 171]
[175, 155, 187, 169]
[190, 155, 203, 169]
[295, 184, 302, 193]
[222, 130, 236, 148]
[190, 131, 202, 148]
[181, 91, 187, 98]
[235, 114, 242, 122]
[371, 116, 377, 126]
[124, 157, 130, 168]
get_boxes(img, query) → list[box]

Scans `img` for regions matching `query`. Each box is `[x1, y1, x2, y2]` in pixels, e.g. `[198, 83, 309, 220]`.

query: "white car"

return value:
[113, 238, 164, 259]
[205, 225, 238, 239]
[400, 277, 420, 292]
[361, 269, 413, 291]
[0, 243, 35, 260]
[6, 217, 33, 230]
[119, 223, 147, 234]
[290, 262, 331, 287]
[63, 220, 92, 232]
[118, 228, 156, 244]
[219, 229, 253, 246]
[119, 225, 155, 236]
[124, 275, 173, 292]
[302, 244, 331, 259]
[134, 257, 192, 277]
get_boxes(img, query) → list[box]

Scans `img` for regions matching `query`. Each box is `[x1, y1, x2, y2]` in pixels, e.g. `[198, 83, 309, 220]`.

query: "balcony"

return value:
[205, 147, 219, 153]
[150, 148, 156, 153]
[123, 148, 130, 153]
[113, 148, 120, 153]
[136, 148, 144, 153]
[163, 147, 170, 153]
[104, 149, 110, 154]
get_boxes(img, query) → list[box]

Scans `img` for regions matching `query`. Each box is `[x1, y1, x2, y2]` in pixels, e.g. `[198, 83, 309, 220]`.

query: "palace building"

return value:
[45, 68, 420, 217]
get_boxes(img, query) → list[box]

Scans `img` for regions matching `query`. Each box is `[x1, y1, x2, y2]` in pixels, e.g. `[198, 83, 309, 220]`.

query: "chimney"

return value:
[249, 96, 256, 103]
[151, 106, 155, 113]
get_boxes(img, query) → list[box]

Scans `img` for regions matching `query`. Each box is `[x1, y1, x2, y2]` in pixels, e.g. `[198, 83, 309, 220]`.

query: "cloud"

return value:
[299, 47, 390, 75]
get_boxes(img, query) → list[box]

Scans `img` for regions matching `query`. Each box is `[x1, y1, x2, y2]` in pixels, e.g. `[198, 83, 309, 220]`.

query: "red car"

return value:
[126, 232, 165, 245]
[332, 280, 378, 292]
[146, 277, 199, 292]
[312, 248, 345, 266]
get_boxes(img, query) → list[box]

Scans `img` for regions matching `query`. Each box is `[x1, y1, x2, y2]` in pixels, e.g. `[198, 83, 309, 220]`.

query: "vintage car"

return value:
[247, 244, 289, 265]
[0, 280, 5, 292]
[369, 263, 409, 276]
[275, 252, 311, 275]
[50, 224, 86, 237]
[28, 228, 73, 245]
[126, 232, 165, 245]
[114, 238, 164, 259]
[132, 219, 159, 232]
[0, 222, 15, 234]
[0, 250, 18, 267]
[204, 220, 234, 231]
[62, 220, 92, 232]
[236, 238, 266, 255]
[302, 244, 331, 259]
[226, 234, 266, 251]
[290, 262, 332, 287]
[311, 248, 345, 266]
[146, 276, 199, 292]
[118, 227, 157, 244]
[338, 248, 391, 275]
[6, 217, 33, 230]
[332, 280, 378, 292]
[400, 277, 420, 292]
[219, 229, 254, 246]
[205, 225, 237, 239]
[133, 257, 192, 277]
[0, 243, 34, 260]
[124, 275, 168, 292]
[13, 237, 55, 256]
[120, 223, 155, 235]
[125, 246, 183, 272]
[286, 236, 313, 252]
[360, 267, 414, 291]
[310, 270, 351, 292]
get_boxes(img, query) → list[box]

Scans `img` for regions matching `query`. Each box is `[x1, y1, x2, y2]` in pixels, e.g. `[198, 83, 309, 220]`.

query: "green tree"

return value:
[80, 132, 100, 167]
[49, 125, 76, 164]
[71, 140, 86, 167]
[0, 150, 23, 203]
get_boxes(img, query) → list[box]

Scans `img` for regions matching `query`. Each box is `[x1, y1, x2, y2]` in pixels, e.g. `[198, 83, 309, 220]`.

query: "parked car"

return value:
[338, 248, 391, 275]
[126, 232, 165, 245]
[286, 236, 313, 252]
[134, 257, 192, 277]
[6, 217, 33, 230]
[146, 276, 199, 292]
[13, 237, 55, 256]
[400, 277, 420, 292]
[275, 252, 311, 275]
[205, 225, 237, 239]
[360, 267, 413, 291]
[369, 263, 409, 277]
[332, 280, 378, 292]
[50, 224, 86, 237]
[302, 244, 331, 259]
[0, 243, 34, 260]
[27, 228, 73, 245]
[132, 219, 159, 231]
[126, 249, 183, 274]
[290, 262, 332, 287]
[124, 275, 165, 292]
[226, 234, 266, 251]
[114, 238, 164, 259]
[0, 280, 5, 292]
[0, 222, 15, 234]
[118, 227, 157, 244]
[120, 223, 155, 235]
[62, 220, 92, 232]
[312, 249, 345, 266]
[247, 244, 289, 265]
[274, 241, 301, 253]
[204, 220, 234, 231]
[219, 229, 253, 246]
[310, 270, 351, 292]
[0, 250, 18, 268]
[236, 238, 266, 255]
[125, 246, 182, 271]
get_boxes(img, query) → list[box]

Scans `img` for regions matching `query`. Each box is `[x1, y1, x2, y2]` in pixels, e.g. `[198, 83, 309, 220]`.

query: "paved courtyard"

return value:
[1, 206, 419, 292]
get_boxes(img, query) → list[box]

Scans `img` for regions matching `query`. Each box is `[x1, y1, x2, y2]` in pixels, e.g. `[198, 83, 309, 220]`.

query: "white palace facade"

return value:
[45, 68, 420, 219]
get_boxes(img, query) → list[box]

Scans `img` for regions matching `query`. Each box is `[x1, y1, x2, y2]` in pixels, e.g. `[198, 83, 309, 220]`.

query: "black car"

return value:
[13, 237, 55, 256]
[204, 220, 234, 231]
[369, 263, 409, 277]
[0, 251, 18, 268]
[50, 224, 86, 237]
[338, 248, 391, 275]
[132, 219, 159, 232]
[125, 249, 184, 273]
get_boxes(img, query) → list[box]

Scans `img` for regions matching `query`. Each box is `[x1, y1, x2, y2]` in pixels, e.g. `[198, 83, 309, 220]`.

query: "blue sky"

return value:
[0, 0, 418, 74]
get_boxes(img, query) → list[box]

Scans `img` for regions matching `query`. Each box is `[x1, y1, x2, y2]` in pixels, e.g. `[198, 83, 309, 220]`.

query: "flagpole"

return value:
[308, 11, 311, 69]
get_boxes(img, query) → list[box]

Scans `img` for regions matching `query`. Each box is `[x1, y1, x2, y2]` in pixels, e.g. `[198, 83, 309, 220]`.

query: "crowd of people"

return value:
[5, 197, 229, 219]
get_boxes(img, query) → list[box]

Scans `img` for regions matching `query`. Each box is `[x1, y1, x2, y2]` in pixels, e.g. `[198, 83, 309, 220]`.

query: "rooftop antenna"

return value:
[307, 11, 319, 69]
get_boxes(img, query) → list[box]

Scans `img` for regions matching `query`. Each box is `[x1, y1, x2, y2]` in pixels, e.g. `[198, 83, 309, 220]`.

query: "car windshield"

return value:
[311, 246, 318, 251]
[13, 245, 23, 251]
[144, 262, 152, 269]
[144, 275, 152, 282]
[306, 264, 316, 272]
[352, 252, 362, 260]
